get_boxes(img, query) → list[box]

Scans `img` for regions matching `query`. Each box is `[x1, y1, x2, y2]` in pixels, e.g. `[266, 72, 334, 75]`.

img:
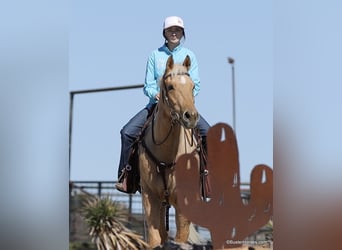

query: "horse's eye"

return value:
[167, 85, 174, 91]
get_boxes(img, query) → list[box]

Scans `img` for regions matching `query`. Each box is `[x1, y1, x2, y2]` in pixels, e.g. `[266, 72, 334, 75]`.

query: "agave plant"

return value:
[82, 194, 149, 250]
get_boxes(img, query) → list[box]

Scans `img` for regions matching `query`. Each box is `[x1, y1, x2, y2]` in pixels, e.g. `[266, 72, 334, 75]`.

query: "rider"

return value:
[116, 16, 210, 192]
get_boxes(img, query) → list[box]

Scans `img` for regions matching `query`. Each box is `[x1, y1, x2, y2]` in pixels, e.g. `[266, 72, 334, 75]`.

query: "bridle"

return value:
[151, 71, 192, 146]
[162, 72, 190, 111]
[162, 71, 190, 116]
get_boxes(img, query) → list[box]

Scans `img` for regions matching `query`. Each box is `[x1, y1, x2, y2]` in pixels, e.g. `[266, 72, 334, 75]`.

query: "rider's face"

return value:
[164, 26, 183, 44]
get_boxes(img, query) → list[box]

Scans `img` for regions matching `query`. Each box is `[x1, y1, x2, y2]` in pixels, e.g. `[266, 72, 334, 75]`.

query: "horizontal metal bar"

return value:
[70, 84, 144, 95]
[70, 181, 116, 184]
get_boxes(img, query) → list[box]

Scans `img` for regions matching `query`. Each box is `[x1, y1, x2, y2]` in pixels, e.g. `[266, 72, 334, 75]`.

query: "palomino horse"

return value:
[139, 55, 200, 248]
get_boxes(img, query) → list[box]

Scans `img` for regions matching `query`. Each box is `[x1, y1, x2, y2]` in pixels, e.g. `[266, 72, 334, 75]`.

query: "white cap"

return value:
[163, 16, 184, 30]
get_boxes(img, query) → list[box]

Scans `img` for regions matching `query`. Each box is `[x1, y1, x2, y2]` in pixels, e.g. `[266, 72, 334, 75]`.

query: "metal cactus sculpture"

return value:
[175, 123, 273, 249]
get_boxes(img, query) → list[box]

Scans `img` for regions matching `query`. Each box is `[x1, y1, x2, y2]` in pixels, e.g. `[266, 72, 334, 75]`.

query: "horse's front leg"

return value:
[142, 189, 164, 248]
[174, 209, 190, 243]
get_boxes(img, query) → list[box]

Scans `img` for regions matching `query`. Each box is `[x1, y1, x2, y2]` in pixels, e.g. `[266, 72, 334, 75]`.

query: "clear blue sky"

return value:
[69, 0, 273, 183]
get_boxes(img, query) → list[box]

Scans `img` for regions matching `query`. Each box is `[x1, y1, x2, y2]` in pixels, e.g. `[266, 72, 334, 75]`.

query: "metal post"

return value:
[98, 182, 102, 197]
[228, 57, 236, 132]
[69, 92, 74, 174]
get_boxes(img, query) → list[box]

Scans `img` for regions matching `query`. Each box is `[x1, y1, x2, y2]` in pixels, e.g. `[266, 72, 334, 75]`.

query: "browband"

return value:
[163, 72, 190, 80]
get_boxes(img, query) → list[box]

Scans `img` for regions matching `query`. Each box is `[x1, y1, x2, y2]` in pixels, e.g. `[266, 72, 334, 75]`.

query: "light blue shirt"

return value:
[144, 43, 200, 107]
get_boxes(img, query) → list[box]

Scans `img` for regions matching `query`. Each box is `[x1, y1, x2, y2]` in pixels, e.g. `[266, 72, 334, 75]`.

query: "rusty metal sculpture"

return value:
[175, 123, 273, 249]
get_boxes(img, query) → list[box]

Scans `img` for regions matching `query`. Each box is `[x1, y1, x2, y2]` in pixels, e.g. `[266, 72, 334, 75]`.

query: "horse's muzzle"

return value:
[182, 110, 199, 129]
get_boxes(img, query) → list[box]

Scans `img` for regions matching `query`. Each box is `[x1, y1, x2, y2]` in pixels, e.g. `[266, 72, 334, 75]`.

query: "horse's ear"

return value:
[183, 55, 191, 71]
[166, 56, 174, 70]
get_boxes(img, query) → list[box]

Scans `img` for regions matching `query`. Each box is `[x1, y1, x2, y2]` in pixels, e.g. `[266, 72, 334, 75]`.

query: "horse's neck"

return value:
[150, 109, 181, 162]
[148, 107, 196, 163]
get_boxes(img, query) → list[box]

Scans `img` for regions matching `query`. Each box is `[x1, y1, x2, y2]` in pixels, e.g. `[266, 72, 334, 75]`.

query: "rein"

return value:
[151, 112, 175, 146]
[140, 139, 176, 170]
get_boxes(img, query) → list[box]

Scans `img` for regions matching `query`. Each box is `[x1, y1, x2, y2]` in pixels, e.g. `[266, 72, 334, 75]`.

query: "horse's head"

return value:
[160, 55, 199, 129]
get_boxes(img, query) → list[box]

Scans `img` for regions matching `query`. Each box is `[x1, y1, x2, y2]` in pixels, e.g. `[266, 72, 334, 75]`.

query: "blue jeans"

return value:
[117, 106, 210, 178]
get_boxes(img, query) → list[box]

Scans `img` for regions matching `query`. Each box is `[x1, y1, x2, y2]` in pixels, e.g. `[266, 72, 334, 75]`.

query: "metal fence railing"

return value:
[69, 180, 256, 243]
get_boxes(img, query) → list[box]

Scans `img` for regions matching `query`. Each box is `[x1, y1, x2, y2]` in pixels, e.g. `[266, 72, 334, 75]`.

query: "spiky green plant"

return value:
[82, 195, 149, 250]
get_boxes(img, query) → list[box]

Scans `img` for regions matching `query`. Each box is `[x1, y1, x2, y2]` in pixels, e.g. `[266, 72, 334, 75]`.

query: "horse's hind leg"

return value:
[174, 210, 190, 243]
